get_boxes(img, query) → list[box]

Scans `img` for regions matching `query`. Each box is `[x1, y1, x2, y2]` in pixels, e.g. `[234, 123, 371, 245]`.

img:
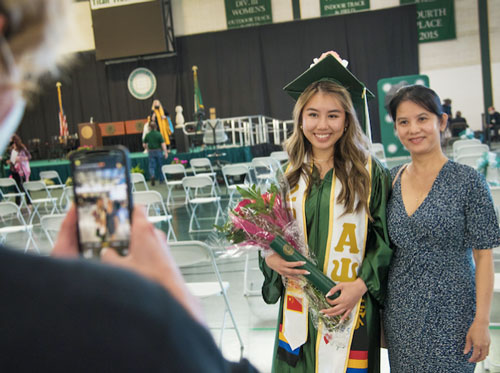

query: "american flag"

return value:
[56, 82, 69, 137]
[59, 108, 69, 137]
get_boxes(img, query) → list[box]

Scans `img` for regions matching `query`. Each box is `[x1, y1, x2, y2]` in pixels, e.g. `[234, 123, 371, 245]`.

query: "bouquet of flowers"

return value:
[217, 183, 345, 332]
[171, 157, 188, 165]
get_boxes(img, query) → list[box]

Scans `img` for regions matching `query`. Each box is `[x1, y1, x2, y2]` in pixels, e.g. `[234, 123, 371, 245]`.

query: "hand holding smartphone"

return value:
[69, 146, 133, 259]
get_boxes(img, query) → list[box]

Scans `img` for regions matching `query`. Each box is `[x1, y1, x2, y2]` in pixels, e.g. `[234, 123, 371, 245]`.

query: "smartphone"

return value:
[69, 146, 133, 259]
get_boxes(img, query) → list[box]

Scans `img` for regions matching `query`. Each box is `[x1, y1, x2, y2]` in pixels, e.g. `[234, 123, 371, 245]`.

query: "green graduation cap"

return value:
[283, 54, 375, 137]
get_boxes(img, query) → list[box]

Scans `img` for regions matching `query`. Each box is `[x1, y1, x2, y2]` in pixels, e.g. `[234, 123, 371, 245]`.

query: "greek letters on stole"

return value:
[282, 157, 372, 373]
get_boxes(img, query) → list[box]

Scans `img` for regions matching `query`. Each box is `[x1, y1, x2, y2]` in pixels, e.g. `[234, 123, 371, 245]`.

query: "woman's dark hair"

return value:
[389, 85, 444, 121]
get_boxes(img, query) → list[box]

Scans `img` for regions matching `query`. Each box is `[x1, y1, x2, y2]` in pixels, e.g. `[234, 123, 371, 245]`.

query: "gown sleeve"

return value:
[358, 158, 393, 307]
[259, 252, 283, 304]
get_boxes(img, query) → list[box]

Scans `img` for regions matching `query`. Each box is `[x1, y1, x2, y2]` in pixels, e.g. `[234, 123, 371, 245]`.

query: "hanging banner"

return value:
[377, 74, 429, 158]
[400, 0, 456, 43]
[90, 0, 154, 10]
[225, 0, 273, 29]
[320, 0, 370, 16]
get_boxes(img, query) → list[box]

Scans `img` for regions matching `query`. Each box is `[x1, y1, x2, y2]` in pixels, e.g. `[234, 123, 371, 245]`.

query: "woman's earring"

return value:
[344, 126, 347, 133]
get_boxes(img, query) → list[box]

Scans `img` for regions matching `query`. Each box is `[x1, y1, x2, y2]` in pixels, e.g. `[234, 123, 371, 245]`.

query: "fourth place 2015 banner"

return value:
[400, 0, 456, 43]
[225, 0, 273, 29]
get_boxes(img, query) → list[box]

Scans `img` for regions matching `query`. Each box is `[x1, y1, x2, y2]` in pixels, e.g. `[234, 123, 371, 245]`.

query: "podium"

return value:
[78, 122, 102, 148]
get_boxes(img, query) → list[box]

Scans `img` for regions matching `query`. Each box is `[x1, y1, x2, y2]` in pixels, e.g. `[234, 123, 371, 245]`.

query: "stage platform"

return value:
[2, 143, 282, 182]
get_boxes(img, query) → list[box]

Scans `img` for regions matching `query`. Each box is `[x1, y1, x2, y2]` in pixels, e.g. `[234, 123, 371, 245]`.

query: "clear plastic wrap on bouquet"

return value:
[216, 162, 346, 332]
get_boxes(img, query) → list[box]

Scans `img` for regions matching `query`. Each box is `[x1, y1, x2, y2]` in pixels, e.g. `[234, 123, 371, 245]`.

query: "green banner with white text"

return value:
[320, 0, 370, 16]
[225, 0, 272, 29]
[401, 0, 456, 43]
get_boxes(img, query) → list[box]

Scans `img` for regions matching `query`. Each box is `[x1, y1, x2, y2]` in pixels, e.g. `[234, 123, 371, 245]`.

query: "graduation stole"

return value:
[153, 107, 172, 145]
[282, 157, 372, 372]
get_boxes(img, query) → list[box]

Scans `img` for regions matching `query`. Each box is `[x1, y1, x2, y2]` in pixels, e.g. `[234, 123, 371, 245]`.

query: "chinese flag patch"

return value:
[286, 295, 303, 313]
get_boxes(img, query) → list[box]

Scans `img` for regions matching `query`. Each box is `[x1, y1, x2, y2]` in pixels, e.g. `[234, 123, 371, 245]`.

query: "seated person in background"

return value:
[0, 1, 256, 371]
[489, 106, 500, 141]
[450, 110, 469, 137]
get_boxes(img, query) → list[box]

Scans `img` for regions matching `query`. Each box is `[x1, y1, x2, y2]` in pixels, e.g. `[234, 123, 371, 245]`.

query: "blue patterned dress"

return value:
[384, 160, 500, 372]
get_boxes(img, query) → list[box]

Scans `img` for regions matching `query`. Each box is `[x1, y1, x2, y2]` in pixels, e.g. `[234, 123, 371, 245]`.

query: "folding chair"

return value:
[23, 181, 60, 224]
[40, 213, 65, 247]
[490, 186, 500, 222]
[455, 144, 489, 159]
[0, 177, 29, 210]
[452, 139, 480, 159]
[0, 201, 38, 253]
[182, 175, 223, 233]
[270, 151, 289, 164]
[371, 143, 388, 167]
[133, 190, 176, 241]
[161, 164, 188, 206]
[168, 240, 244, 357]
[130, 173, 149, 192]
[39, 170, 66, 208]
[60, 186, 74, 211]
[189, 157, 221, 194]
[250, 156, 282, 186]
[221, 163, 251, 207]
[455, 154, 483, 169]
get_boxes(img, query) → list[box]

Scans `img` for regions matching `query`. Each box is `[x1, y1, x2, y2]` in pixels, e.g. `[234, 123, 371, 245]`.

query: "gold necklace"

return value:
[312, 156, 333, 162]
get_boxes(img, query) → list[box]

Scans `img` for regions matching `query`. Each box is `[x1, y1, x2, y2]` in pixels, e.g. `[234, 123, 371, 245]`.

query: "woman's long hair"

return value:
[284, 80, 371, 216]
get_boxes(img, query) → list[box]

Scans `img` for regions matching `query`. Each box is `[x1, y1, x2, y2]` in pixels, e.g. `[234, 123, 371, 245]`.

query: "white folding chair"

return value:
[182, 175, 223, 233]
[189, 157, 221, 194]
[455, 154, 483, 169]
[60, 186, 74, 211]
[0, 177, 29, 210]
[40, 213, 65, 247]
[0, 202, 38, 253]
[23, 181, 60, 224]
[39, 170, 66, 208]
[130, 173, 149, 192]
[133, 190, 176, 241]
[221, 163, 251, 207]
[490, 186, 500, 221]
[250, 156, 282, 186]
[452, 139, 480, 159]
[455, 144, 489, 159]
[270, 151, 289, 164]
[371, 143, 388, 167]
[161, 164, 188, 206]
[168, 240, 244, 357]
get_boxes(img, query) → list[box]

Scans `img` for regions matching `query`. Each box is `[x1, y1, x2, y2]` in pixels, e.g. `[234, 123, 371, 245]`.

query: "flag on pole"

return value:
[192, 65, 205, 115]
[56, 82, 69, 137]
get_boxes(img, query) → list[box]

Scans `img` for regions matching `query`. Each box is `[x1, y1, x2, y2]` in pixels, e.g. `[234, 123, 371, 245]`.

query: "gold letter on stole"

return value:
[334, 223, 359, 253]
[330, 258, 359, 282]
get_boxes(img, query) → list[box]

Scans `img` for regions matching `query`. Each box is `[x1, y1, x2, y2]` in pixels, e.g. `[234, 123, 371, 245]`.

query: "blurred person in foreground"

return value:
[0, 1, 255, 372]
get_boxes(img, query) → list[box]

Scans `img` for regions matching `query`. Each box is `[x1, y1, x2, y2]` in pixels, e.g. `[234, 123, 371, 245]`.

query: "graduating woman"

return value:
[260, 52, 392, 372]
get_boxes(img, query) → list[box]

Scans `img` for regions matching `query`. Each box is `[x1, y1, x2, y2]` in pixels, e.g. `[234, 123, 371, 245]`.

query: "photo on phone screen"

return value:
[71, 148, 132, 259]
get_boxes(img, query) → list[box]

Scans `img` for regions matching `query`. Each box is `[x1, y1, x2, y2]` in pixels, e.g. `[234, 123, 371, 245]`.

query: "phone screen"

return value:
[71, 148, 132, 258]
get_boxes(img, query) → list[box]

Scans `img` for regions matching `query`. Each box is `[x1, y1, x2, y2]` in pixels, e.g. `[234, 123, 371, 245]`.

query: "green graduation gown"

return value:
[259, 159, 392, 373]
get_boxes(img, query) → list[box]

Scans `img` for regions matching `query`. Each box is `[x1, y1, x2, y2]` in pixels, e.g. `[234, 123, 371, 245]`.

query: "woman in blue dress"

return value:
[383, 85, 499, 372]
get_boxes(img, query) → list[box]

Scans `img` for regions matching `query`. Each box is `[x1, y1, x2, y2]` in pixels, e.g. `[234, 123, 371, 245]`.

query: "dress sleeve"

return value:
[358, 159, 393, 306]
[464, 169, 500, 250]
[258, 252, 283, 304]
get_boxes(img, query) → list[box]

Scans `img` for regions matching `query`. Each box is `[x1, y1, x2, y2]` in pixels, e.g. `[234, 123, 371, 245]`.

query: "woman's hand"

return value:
[264, 252, 309, 278]
[320, 278, 367, 322]
[464, 319, 490, 363]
